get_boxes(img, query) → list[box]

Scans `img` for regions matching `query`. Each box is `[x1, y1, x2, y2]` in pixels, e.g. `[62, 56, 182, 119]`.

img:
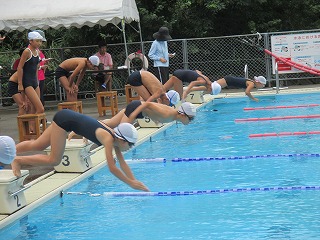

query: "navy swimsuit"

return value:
[55, 66, 71, 79]
[124, 100, 144, 119]
[53, 109, 114, 146]
[224, 75, 250, 88]
[173, 69, 204, 83]
[22, 48, 40, 89]
[128, 71, 143, 86]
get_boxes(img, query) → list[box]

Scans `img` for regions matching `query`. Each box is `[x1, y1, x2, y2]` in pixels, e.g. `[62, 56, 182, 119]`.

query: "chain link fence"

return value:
[1, 29, 319, 104]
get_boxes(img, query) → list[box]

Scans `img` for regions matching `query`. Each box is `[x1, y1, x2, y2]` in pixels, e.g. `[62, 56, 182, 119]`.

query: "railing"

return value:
[0, 29, 319, 104]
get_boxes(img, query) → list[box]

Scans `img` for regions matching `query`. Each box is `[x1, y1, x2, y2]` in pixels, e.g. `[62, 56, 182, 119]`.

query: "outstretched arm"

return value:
[68, 61, 86, 87]
[96, 129, 149, 191]
[145, 88, 164, 103]
[182, 79, 206, 100]
[127, 102, 151, 122]
[245, 83, 258, 101]
[114, 146, 149, 191]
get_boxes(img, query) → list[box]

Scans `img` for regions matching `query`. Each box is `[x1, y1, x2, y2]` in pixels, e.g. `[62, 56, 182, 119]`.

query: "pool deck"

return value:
[1, 84, 320, 229]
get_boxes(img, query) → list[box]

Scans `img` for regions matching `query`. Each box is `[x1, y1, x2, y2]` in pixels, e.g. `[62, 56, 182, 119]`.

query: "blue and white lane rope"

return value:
[65, 185, 320, 197]
[126, 153, 320, 163]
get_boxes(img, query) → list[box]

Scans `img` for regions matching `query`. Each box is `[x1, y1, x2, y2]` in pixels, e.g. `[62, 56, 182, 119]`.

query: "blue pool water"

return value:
[2, 93, 320, 239]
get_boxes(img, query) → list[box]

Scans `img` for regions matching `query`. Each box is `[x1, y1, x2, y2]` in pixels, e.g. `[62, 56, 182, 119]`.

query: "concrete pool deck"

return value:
[1, 84, 320, 229]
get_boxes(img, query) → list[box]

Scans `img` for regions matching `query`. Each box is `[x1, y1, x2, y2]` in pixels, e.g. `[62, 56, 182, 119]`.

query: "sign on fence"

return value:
[271, 32, 320, 74]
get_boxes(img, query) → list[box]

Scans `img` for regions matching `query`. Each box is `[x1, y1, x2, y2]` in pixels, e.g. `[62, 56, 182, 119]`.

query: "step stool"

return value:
[45, 139, 93, 173]
[58, 101, 83, 113]
[0, 169, 29, 214]
[17, 113, 47, 142]
[183, 88, 204, 104]
[125, 84, 140, 103]
[137, 116, 164, 128]
[96, 91, 118, 117]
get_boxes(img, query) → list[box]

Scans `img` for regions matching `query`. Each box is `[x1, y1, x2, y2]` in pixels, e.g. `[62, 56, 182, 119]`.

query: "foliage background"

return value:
[0, 0, 319, 51]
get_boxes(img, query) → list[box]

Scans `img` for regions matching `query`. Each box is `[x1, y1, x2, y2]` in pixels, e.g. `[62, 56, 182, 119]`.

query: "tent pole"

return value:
[138, 22, 145, 56]
[122, 19, 130, 74]
[138, 21, 147, 70]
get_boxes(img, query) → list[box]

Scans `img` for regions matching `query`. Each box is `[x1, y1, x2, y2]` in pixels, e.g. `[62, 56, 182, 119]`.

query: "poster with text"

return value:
[270, 32, 320, 74]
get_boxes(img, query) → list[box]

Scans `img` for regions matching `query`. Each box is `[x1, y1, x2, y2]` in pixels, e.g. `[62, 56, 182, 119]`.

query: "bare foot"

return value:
[11, 159, 22, 177]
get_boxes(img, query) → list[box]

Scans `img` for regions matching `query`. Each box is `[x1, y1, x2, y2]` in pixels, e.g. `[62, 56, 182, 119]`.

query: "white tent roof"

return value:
[0, 0, 139, 31]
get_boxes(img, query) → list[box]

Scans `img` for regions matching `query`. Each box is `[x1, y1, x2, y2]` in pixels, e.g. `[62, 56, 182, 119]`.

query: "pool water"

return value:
[2, 93, 320, 239]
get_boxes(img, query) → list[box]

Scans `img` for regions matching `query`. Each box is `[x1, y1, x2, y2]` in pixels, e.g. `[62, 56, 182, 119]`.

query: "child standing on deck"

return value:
[17, 31, 44, 114]
[55, 56, 100, 102]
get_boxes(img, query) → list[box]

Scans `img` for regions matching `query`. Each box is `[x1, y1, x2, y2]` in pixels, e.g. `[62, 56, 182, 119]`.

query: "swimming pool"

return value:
[2, 93, 320, 239]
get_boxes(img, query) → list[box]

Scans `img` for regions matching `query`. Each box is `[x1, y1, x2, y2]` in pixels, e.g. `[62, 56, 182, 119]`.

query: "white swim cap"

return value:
[28, 31, 43, 40]
[89, 55, 100, 66]
[0, 136, 16, 164]
[254, 76, 267, 84]
[178, 102, 196, 117]
[165, 90, 180, 106]
[34, 30, 46, 41]
[211, 81, 221, 95]
[114, 123, 138, 144]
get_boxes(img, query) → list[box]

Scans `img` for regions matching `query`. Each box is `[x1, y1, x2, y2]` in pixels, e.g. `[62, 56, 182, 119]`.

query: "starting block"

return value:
[137, 116, 164, 128]
[183, 88, 204, 104]
[0, 170, 29, 214]
[46, 139, 94, 173]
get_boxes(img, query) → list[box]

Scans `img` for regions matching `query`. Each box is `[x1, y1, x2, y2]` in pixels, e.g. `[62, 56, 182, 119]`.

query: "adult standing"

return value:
[95, 41, 113, 91]
[148, 27, 175, 84]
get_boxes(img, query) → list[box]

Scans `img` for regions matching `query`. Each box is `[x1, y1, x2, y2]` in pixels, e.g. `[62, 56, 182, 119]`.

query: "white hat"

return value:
[28, 31, 43, 40]
[0, 136, 16, 164]
[254, 76, 267, 84]
[89, 55, 100, 66]
[178, 102, 196, 117]
[165, 90, 180, 106]
[34, 30, 46, 41]
[211, 81, 221, 95]
[114, 123, 138, 144]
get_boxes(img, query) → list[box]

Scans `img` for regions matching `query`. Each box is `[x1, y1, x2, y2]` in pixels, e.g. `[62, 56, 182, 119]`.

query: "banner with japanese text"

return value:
[271, 32, 320, 74]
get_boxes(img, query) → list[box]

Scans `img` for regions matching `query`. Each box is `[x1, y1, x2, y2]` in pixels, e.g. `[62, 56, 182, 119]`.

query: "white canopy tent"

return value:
[0, 0, 143, 59]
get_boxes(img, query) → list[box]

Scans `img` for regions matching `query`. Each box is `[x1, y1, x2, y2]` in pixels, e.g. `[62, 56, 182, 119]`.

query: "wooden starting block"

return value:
[183, 88, 204, 104]
[46, 139, 94, 173]
[17, 113, 47, 142]
[58, 101, 83, 113]
[137, 116, 164, 128]
[96, 91, 118, 117]
[0, 170, 29, 214]
[125, 84, 140, 104]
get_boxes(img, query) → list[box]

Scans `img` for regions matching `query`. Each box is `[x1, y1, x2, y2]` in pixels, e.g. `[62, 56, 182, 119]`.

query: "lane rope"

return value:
[244, 104, 319, 111]
[249, 131, 320, 138]
[125, 153, 320, 163]
[64, 185, 320, 197]
[235, 114, 320, 122]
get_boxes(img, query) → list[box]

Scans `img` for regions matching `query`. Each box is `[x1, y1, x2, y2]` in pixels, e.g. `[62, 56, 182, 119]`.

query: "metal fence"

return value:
[0, 29, 319, 103]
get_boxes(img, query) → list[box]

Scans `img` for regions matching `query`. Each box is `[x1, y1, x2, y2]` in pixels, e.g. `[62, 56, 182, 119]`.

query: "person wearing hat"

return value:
[148, 26, 175, 84]
[0, 136, 16, 164]
[11, 109, 149, 192]
[163, 69, 212, 101]
[209, 75, 267, 102]
[103, 101, 196, 128]
[182, 73, 267, 102]
[55, 56, 100, 102]
[125, 101, 196, 125]
[127, 70, 180, 106]
[67, 100, 194, 141]
[34, 30, 51, 106]
[17, 31, 44, 115]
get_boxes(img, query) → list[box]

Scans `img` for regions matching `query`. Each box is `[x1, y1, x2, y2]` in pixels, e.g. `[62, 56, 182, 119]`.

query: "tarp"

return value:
[0, 0, 139, 31]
